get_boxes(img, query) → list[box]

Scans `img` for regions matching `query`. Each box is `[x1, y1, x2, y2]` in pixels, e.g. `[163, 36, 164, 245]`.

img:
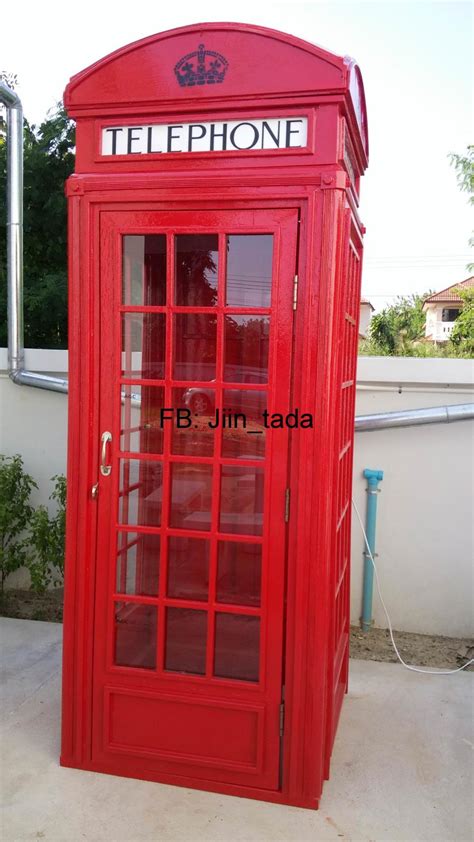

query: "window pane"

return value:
[217, 542, 261, 607]
[226, 234, 273, 307]
[175, 234, 218, 306]
[170, 463, 213, 532]
[116, 532, 161, 596]
[214, 614, 260, 682]
[119, 459, 164, 528]
[123, 235, 166, 306]
[221, 389, 266, 459]
[165, 608, 207, 675]
[122, 313, 165, 379]
[121, 385, 164, 454]
[174, 314, 217, 381]
[224, 315, 269, 383]
[220, 466, 264, 536]
[114, 602, 157, 669]
[171, 387, 215, 457]
[167, 536, 210, 602]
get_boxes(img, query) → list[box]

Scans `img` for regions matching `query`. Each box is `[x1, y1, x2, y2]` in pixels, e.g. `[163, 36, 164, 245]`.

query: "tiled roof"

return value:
[423, 276, 474, 305]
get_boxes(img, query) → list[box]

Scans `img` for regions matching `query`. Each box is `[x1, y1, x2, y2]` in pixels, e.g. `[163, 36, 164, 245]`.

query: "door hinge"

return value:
[292, 274, 299, 310]
[279, 702, 285, 737]
[284, 488, 291, 523]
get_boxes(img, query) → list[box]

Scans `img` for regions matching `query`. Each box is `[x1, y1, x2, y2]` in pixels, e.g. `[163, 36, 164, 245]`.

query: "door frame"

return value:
[61, 190, 319, 806]
[89, 205, 298, 789]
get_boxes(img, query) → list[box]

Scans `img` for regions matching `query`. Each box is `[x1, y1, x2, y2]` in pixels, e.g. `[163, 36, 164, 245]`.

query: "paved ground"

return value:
[1, 618, 473, 842]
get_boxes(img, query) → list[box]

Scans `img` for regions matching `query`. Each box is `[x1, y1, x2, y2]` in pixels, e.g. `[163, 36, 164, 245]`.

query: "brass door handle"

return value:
[100, 431, 112, 476]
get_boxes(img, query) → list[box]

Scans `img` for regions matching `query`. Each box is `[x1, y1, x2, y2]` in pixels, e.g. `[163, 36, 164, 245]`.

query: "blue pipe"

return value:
[361, 468, 384, 632]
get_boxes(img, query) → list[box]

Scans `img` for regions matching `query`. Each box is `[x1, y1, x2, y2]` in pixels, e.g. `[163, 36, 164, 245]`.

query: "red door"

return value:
[92, 207, 297, 790]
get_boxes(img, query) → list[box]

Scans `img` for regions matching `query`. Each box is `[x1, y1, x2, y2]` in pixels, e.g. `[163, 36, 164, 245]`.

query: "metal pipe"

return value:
[361, 468, 383, 632]
[355, 403, 474, 432]
[0, 81, 68, 394]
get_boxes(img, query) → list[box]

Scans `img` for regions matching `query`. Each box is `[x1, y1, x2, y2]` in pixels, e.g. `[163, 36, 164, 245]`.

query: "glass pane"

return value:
[122, 313, 165, 379]
[175, 234, 218, 306]
[116, 532, 161, 596]
[174, 314, 216, 381]
[114, 602, 157, 669]
[226, 234, 273, 307]
[217, 542, 261, 607]
[214, 614, 260, 682]
[165, 608, 207, 675]
[121, 385, 164, 454]
[123, 235, 166, 306]
[224, 315, 269, 383]
[171, 387, 215, 457]
[221, 389, 266, 459]
[220, 466, 264, 536]
[170, 463, 213, 532]
[167, 536, 209, 602]
[119, 459, 164, 528]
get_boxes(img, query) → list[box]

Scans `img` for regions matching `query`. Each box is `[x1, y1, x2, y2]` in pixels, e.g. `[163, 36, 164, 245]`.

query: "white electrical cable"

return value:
[351, 499, 474, 675]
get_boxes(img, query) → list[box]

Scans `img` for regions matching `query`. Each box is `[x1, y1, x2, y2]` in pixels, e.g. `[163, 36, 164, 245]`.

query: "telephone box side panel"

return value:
[283, 183, 348, 805]
[61, 191, 99, 767]
[323, 201, 365, 778]
[305, 185, 351, 801]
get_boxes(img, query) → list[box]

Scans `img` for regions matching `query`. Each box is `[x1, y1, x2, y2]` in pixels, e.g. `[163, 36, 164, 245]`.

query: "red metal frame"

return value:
[61, 23, 368, 810]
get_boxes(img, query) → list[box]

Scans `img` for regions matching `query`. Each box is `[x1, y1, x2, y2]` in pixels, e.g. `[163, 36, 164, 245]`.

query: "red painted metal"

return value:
[61, 22, 368, 809]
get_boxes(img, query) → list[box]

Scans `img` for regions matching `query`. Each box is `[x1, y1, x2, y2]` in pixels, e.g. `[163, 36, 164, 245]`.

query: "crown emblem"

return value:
[174, 43, 229, 88]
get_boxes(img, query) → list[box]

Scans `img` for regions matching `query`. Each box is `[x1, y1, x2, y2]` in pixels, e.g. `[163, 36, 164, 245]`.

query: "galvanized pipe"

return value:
[0, 81, 68, 394]
[355, 402, 474, 432]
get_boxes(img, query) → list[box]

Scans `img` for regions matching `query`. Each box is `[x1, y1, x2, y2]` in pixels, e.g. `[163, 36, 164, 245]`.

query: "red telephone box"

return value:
[61, 22, 368, 809]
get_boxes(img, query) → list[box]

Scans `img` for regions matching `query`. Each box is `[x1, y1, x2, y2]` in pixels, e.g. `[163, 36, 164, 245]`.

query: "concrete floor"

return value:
[1, 618, 473, 842]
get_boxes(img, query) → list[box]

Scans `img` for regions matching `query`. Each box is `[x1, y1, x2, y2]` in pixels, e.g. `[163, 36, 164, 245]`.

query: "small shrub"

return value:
[0, 454, 37, 593]
[29, 474, 66, 592]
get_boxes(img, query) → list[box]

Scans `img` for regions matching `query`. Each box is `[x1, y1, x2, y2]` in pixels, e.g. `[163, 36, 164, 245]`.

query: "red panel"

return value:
[106, 688, 263, 771]
[65, 24, 346, 113]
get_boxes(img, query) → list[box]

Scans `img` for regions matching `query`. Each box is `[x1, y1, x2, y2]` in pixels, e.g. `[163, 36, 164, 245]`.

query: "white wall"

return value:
[1, 350, 473, 637]
[358, 302, 373, 338]
[353, 357, 474, 638]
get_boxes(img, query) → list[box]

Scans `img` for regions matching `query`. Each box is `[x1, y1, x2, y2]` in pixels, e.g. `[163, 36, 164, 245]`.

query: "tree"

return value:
[0, 84, 75, 348]
[450, 285, 474, 355]
[365, 293, 429, 356]
[449, 145, 474, 272]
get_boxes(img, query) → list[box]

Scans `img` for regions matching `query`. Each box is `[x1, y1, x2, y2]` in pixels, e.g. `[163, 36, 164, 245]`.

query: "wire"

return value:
[351, 498, 474, 675]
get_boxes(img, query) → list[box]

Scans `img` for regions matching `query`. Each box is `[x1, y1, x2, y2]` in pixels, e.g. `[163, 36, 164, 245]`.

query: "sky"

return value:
[3, 0, 472, 310]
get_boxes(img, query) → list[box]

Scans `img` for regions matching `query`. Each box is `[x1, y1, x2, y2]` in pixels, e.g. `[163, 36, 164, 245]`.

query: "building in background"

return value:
[359, 298, 374, 338]
[423, 276, 473, 342]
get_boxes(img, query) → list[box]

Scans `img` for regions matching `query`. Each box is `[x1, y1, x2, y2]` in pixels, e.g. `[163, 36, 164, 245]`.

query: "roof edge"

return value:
[65, 21, 347, 104]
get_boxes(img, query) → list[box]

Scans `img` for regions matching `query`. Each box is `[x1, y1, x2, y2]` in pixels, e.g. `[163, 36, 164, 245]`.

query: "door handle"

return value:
[100, 431, 112, 477]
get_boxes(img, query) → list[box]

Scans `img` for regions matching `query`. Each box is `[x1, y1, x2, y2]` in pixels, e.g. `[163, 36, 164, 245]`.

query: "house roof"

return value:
[360, 298, 375, 310]
[423, 276, 474, 308]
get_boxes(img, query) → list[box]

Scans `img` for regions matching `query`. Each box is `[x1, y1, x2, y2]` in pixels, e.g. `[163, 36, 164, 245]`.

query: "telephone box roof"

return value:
[64, 22, 368, 163]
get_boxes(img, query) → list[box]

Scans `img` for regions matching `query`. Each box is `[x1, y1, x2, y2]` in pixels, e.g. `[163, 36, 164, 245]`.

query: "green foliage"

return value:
[28, 474, 66, 593]
[449, 146, 474, 272]
[0, 101, 75, 347]
[365, 293, 429, 355]
[450, 286, 474, 354]
[359, 335, 470, 358]
[0, 455, 37, 593]
[449, 146, 474, 203]
[359, 290, 473, 358]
